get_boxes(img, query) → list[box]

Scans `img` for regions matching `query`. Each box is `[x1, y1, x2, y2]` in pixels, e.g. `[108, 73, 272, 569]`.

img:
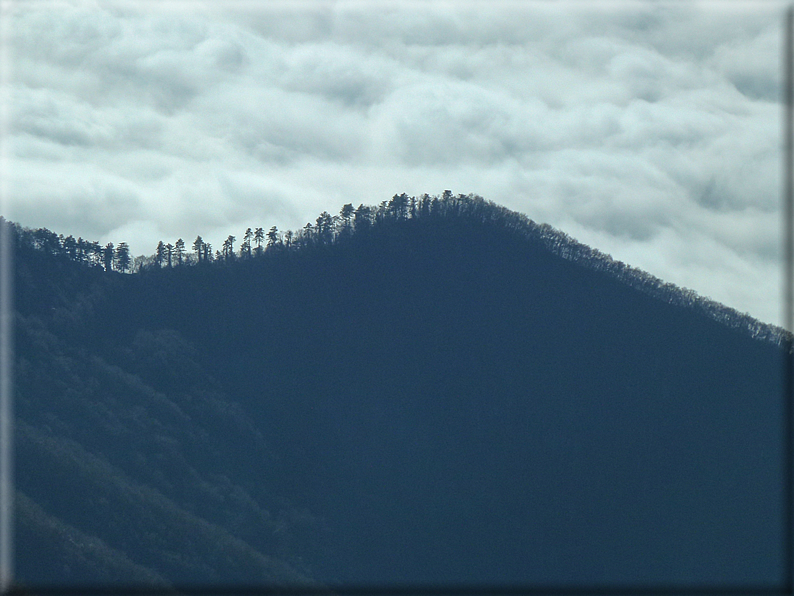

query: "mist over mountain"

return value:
[8, 193, 787, 589]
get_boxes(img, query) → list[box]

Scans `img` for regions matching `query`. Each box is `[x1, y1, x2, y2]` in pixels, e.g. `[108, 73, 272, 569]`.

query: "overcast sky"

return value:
[1, 0, 787, 326]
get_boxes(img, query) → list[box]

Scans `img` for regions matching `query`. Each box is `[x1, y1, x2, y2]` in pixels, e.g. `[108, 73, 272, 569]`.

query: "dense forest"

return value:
[7, 192, 789, 589]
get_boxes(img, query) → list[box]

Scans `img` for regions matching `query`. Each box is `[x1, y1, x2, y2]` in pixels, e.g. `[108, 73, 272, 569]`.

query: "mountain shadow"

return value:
[8, 193, 787, 588]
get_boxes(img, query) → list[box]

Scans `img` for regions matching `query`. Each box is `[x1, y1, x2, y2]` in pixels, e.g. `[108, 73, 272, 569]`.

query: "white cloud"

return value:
[4, 0, 787, 325]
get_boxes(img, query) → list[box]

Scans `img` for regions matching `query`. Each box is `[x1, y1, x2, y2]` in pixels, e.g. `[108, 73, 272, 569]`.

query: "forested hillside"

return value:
[8, 193, 788, 588]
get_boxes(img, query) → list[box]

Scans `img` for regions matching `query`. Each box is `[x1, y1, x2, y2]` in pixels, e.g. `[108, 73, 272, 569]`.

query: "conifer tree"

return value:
[267, 226, 280, 248]
[389, 193, 409, 219]
[354, 204, 372, 231]
[175, 238, 185, 265]
[316, 212, 334, 244]
[254, 228, 265, 256]
[115, 242, 131, 273]
[222, 236, 235, 260]
[103, 242, 114, 272]
[155, 241, 166, 268]
[193, 236, 204, 263]
[340, 203, 354, 231]
[242, 228, 253, 259]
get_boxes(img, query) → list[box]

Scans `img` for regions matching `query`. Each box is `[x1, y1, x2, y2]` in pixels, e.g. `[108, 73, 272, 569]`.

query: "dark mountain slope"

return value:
[10, 195, 787, 587]
[14, 309, 325, 587]
[12, 235, 326, 586]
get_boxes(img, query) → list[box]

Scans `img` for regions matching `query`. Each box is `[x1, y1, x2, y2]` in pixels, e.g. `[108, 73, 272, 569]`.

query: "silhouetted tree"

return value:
[388, 193, 409, 220]
[165, 243, 174, 268]
[115, 242, 131, 273]
[376, 201, 389, 223]
[419, 194, 431, 218]
[314, 212, 335, 244]
[302, 223, 314, 246]
[267, 226, 280, 249]
[103, 243, 114, 272]
[155, 241, 166, 268]
[242, 228, 253, 259]
[222, 236, 235, 261]
[254, 228, 265, 257]
[193, 236, 204, 263]
[175, 238, 185, 265]
[340, 204, 354, 232]
[354, 205, 372, 232]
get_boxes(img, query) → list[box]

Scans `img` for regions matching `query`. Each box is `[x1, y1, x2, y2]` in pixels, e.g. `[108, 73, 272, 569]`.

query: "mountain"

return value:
[8, 193, 788, 589]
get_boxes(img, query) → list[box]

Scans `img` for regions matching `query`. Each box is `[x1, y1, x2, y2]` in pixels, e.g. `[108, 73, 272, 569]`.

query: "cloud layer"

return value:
[4, 0, 786, 325]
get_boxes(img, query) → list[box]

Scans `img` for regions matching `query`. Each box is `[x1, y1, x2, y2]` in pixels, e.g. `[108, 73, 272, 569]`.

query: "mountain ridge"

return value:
[7, 192, 787, 587]
[7, 192, 786, 346]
